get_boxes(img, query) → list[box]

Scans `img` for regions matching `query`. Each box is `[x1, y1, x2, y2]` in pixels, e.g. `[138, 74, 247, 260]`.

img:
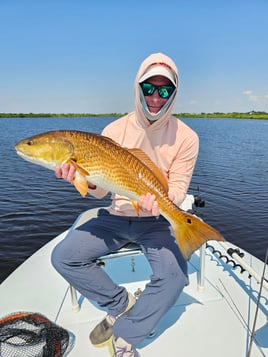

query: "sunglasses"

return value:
[140, 82, 175, 99]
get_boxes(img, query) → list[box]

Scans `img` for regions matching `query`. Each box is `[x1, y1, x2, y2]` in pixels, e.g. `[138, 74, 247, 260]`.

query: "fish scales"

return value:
[67, 131, 167, 201]
[15, 130, 225, 260]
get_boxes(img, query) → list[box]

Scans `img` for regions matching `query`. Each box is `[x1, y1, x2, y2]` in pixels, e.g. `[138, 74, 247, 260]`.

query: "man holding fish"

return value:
[50, 53, 209, 356]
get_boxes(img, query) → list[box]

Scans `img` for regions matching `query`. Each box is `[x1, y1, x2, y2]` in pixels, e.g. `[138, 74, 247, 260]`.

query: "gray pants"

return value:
[51, 208, 188, 346]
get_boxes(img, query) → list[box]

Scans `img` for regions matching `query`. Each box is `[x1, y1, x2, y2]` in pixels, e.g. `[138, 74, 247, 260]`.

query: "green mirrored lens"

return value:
[142, 83, 154, 95]
[141, 83, 175, 99]
[159, 86, 175, 98]
[159, 86, 170, 98]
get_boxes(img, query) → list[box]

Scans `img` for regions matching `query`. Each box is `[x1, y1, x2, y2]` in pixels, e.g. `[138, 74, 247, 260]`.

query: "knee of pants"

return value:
[50, 241, 75, 275]
[51, 243, 64, 274]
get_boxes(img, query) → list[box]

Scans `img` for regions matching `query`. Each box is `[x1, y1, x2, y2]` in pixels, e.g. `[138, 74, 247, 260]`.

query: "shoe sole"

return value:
[93, 335, 113, 349]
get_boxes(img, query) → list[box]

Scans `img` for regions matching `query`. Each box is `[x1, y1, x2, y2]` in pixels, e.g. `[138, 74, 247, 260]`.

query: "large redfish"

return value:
[15, 130, 225, 260]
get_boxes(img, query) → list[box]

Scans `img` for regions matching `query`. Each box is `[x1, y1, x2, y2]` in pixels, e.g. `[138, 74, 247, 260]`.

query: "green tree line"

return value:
[0, 111, 268, 119]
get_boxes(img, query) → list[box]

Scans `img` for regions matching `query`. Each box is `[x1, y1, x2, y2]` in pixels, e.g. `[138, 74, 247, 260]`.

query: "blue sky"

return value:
[1, 0, 268, 114]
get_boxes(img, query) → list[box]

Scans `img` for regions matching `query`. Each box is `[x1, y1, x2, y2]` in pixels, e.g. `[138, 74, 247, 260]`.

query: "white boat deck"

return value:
[1, 210, 267, 357]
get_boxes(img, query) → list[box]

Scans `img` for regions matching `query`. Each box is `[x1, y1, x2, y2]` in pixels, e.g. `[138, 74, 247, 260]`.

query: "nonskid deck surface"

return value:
[56, 247, 267, 357]
[0, 232, 267, 357]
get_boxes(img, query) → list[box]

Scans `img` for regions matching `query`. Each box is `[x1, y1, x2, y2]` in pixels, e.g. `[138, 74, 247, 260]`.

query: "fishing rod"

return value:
[247, 248, 268, 357]
[193, 187, 268, 291]
[218, 242, 268, 292]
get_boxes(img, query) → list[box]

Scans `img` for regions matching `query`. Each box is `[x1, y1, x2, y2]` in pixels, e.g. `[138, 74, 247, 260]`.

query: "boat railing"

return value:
[197, 244, 206, 292]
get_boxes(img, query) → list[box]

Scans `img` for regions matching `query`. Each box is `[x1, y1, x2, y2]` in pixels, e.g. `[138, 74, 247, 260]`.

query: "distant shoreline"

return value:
[1, 112, 268, 119]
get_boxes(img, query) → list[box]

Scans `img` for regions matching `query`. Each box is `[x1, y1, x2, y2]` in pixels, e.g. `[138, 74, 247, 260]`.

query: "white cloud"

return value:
[243, 90, 268, 103]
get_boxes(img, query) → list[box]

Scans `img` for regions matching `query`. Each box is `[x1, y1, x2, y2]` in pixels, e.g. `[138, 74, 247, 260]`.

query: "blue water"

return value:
[0, 116, 267, 283]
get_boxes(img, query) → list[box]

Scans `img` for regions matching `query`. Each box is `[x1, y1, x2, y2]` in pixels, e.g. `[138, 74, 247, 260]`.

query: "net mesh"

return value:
[0, 312, 74, 357]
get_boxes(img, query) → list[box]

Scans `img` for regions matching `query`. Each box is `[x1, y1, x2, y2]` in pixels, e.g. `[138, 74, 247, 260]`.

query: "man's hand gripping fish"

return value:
[15, 130, 225, 260]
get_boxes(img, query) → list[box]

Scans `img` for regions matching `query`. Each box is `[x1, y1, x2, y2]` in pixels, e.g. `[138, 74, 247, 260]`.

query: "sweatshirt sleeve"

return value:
[168, 131, 199, 207]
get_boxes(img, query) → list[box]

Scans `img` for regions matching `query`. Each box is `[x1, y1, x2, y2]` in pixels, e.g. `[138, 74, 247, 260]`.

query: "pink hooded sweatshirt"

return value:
[89, 53, 199, 216]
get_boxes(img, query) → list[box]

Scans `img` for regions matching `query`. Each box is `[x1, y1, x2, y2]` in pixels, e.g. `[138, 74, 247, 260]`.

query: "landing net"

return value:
[0, 312, 75, 356]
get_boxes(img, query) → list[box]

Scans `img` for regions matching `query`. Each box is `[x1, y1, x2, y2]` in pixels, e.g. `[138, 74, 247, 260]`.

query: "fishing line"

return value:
[218, 278, 249, 332]
[247, 247, 268, 357]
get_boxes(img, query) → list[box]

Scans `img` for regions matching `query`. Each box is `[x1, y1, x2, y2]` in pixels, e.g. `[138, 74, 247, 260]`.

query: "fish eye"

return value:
[27, 140, 34, 146]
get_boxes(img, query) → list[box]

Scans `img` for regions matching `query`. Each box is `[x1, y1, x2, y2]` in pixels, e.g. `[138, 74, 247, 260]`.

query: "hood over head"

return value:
[134, 53, 179, 126]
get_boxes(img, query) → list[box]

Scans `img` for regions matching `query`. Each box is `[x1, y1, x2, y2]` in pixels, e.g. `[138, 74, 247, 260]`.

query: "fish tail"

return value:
[171, 211, 225, 260]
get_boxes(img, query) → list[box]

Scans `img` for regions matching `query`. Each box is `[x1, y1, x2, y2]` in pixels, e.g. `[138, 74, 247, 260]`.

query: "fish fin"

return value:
[131, 201, 140, 216]
[67, 159, 89, 177]
[73, 174, 89, 197]
[128, 148, 168, 191]
[172, 211, 225, 260]
[66, 159, 89, 196]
